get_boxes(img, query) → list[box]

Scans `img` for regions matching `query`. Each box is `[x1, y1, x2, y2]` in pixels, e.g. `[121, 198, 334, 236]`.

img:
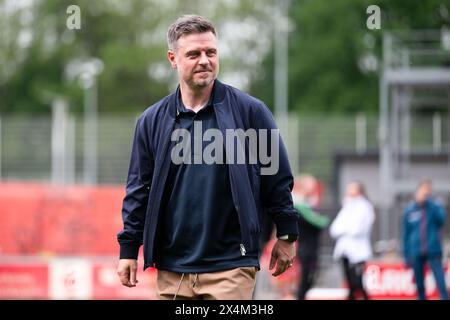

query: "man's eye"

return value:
[207, 51, 216, 57]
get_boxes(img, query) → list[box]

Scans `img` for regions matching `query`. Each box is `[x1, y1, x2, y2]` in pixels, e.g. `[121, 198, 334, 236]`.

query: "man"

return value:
[402, 180, 448, 300]
[116, 15, 299, 300]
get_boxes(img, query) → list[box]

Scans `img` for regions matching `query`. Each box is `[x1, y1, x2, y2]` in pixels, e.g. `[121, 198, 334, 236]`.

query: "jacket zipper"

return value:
[240, 243, 246, 256]
[214, 104, 250, 255]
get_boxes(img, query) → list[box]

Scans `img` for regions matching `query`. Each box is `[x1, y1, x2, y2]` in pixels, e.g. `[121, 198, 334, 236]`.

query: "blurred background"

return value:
[0, 0, 449, 299]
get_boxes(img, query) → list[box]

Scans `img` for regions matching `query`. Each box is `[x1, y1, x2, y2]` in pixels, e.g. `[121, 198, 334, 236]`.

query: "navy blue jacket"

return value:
[402, 198, 446, 260]
[117, 80, 299, 270]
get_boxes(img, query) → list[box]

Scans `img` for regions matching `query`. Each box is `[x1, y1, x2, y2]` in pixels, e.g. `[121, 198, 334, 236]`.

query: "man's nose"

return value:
[199, 52, 209, 65]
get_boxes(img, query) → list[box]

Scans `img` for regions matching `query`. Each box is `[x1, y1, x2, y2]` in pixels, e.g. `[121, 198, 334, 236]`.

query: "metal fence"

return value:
[1, 110, 448, 195]
[0, 113, 136, 185]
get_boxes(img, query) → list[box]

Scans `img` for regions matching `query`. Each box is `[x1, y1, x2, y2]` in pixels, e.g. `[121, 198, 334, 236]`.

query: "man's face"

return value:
[346, 182, 360, 198]
[415, 182, 432, 204]
[168, 31, 219, 89]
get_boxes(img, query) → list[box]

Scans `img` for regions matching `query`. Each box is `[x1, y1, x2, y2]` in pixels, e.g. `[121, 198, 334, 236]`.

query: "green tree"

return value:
[0, 0, 275, 115]
[249, 0, 450, 115]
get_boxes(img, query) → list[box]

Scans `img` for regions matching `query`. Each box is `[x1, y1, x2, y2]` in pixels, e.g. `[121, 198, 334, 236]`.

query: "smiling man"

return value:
[116, 15, 299, 300]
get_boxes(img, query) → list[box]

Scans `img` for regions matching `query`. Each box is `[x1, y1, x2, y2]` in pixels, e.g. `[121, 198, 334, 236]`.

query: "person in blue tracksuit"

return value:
[116, 15, 299, 300]
[402, 180, 448, 300]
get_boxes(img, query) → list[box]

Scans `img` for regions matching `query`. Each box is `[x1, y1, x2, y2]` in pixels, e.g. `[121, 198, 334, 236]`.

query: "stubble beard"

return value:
[188, 71, 215, 88]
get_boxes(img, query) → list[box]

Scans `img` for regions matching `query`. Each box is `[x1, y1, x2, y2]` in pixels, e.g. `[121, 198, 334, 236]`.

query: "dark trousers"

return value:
[297, 254, 318, 300]
[341, 257, 369, 300]
[411, 255, 449, 300]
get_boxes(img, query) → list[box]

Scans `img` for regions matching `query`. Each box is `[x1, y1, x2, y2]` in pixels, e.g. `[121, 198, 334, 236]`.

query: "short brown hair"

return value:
[167, 15, 217, 50]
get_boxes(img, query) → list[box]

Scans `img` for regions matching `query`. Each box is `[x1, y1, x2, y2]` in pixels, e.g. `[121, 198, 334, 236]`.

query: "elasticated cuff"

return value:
[119, 243, 140, 259]
[275, 218, 299, 238]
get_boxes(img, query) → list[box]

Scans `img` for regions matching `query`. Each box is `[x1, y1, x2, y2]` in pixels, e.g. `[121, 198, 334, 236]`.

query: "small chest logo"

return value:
[408, 210, 422, 223]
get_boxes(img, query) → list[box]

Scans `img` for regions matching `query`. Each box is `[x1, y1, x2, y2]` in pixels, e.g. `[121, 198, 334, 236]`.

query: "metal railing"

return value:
[0, 111, 447, 195]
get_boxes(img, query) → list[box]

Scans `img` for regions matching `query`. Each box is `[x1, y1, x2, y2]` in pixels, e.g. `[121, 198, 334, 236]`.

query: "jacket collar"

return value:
[413, 197, 431, 209]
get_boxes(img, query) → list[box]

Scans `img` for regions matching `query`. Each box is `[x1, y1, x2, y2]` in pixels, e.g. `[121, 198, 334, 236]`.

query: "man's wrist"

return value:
[119, 243, 140, 259]
[278, 234, 298, 242]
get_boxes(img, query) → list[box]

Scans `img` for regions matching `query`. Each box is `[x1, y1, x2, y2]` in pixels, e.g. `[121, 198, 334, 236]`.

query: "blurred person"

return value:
[292, 175, 330, 300]
[116, 15, 299, 300]
[402, 180, 448, 300]
[293, 174, 322, 209]
[295, 203, 329, 300]
[330, 181, 374, 300]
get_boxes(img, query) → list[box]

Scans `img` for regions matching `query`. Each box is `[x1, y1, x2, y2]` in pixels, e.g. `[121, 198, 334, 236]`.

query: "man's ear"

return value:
[167, 50, 177, 69]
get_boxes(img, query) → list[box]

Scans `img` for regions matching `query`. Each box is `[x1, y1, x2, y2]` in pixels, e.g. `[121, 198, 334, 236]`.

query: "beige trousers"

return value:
[156, 267, 257, 300]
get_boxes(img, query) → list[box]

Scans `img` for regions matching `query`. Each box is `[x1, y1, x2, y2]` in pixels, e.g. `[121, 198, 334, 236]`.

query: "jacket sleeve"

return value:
[329, 211, 344, 239]
[433, 203, 446, 228]
[254, 102, 299, 238]
[117, 116, 154, 259]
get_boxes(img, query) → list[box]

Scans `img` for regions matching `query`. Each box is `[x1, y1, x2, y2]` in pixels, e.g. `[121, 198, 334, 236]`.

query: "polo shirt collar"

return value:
[175, 81, 216, 116]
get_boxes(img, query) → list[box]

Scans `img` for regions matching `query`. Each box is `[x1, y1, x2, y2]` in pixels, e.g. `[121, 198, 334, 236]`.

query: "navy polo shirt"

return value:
[154, 89, 259, 273]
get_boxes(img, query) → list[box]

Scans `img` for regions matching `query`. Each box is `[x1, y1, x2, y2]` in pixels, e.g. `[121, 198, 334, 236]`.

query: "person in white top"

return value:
[330, 181, 375, 300]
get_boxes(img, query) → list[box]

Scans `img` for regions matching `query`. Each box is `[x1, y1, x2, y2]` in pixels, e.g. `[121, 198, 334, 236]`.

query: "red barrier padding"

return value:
[0, 182, 125, 256]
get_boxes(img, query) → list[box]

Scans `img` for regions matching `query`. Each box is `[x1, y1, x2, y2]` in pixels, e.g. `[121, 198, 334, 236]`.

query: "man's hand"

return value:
[269, 239, 296, 277]
[117, 259, 138, 287]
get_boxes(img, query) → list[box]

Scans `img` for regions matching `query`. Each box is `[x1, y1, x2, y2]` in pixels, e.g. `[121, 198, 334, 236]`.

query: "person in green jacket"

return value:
[293, 175, 330, 300]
